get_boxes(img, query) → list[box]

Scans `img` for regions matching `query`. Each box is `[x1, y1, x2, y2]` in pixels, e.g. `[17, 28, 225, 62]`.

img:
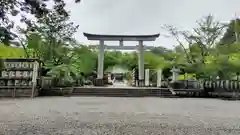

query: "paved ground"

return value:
[110, 80, 130, 87]
[0, 97, 240, 135]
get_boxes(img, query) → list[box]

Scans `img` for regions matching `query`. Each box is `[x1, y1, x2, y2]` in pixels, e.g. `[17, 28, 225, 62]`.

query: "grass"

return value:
[0, 44, 25, 58]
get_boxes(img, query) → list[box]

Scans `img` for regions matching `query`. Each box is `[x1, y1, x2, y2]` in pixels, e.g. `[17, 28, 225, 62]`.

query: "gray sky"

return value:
[64, 0, 240, 49]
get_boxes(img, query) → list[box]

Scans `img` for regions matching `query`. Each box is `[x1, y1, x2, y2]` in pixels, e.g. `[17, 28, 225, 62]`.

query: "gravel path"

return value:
[0, 97, 240, 135]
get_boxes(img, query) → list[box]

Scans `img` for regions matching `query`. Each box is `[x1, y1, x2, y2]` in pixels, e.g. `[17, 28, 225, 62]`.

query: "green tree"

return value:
[0, 27, 16, 45]
[120, 52, 138, 70]
[164, 15, 225, 64]
[71, 46, 97, 74]
[0, 0, 80, 46]
[17, 6, 79, 65]
[104, 51, 121, 71]
[221, 19, 240, 44]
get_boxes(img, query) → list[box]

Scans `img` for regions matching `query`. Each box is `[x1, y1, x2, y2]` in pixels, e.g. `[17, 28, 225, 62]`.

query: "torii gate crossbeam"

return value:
[88, 45, 155, 50]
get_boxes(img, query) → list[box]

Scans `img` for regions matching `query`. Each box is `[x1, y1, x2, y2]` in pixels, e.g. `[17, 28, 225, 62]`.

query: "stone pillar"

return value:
[145, 69, 149, 86]
[96, 40, 105, 86]
[132, 68, 136, 86]
[157, 69, 162, 87]
[172, 70, 176, 82]
[138, 40, 144, 87]
[107, 73, 111, 84]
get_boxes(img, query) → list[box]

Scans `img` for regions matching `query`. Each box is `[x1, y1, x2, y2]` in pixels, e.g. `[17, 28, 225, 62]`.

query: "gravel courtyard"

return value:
[0, 97, 240, 135]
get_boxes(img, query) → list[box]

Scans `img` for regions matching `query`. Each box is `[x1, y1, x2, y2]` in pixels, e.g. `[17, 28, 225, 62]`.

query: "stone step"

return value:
[71, 87, 176, 97]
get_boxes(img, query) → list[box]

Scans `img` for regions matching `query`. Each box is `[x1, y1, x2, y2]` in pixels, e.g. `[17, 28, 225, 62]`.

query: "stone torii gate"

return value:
[83, 32, 160, 86]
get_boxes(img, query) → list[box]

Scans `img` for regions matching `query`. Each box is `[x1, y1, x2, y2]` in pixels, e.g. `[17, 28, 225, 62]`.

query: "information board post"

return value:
[31, 61, 38, 98]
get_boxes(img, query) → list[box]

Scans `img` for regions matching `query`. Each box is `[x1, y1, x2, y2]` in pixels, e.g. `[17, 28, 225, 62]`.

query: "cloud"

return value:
[17, 0, 240, 49]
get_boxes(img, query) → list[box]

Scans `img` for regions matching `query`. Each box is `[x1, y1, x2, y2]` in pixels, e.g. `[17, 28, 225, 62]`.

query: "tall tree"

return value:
[17, 3, 79, 66]
[0, 0, 80, 45]
[220, 19, 240, 45]
[164, 15, 225, 64]
[0, 27, 15, 45]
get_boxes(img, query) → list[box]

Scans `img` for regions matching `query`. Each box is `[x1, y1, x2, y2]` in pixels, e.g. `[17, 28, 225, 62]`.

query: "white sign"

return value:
[32, 61, 39, 83]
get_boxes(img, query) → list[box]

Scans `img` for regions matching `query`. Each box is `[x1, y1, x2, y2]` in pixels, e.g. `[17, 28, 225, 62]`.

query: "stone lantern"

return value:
[170, 66, 180, 82]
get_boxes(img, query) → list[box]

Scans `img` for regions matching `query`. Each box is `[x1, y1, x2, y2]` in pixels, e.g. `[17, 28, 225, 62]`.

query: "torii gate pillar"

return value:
[98, 40, 104, 79]
[138, 40, 145, 86]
